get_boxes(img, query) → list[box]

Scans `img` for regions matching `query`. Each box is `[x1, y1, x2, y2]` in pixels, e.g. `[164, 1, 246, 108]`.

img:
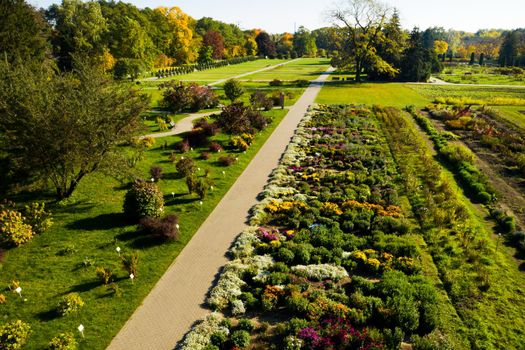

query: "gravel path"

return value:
[107, 67, 334, 350]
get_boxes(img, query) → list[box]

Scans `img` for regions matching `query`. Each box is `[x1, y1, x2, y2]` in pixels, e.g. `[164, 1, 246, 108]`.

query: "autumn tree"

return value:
[255, 31, 277, 57]
[0, 0, 50, 63]
[329, 0, 396, 82]
[0, 59, 149, 199]
[202, 30, 225, 60]
[155, 6, 197, 64]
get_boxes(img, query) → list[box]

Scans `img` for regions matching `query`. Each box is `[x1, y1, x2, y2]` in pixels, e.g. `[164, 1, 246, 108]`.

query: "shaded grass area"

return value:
[316, 83, 430, 108]
[0, 109, 288, 349]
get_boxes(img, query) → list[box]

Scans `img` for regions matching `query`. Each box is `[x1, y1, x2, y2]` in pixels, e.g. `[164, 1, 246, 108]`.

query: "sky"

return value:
[29, 0, 525, 34]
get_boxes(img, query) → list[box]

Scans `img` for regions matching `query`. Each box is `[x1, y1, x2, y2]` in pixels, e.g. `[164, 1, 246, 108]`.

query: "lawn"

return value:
[410, 84, 525, 101]
[0, 108, 288, 349]
[494, 106, 525, 129]
[436, 64, 525, 85]
[242, 57, 331, 81]
[316, 83, 430, 107]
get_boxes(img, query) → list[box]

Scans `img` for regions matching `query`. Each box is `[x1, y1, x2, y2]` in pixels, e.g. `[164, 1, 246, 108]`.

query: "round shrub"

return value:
[176, 158, 196, 178]
[224, 79, 245, 102]
[230, 330, 250, 348]
[269, 79, 283, 87]
[49, 332, 77, 350]
[139, 214, 180, 241]
[210, 330, 228, 347]
[476, 191, 492, 204]
[237, 318, 254, 332]
[500, 216, 516, 234]
[57, 293, 85, 316]
[23, 202, 53, 234]
[0, 320, 31, 350]
[123, 181, 164, 219]
[276, 248, 295, 264]
[0, 209, 34, 247]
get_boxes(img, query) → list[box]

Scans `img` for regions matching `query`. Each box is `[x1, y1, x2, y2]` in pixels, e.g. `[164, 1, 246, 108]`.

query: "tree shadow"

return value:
[66, 213, 128, 231]
[519, 262, 525, 272]
[67, 280, 101, 293]
[128, 235, 171, 249]
[36, 308, 60, 321]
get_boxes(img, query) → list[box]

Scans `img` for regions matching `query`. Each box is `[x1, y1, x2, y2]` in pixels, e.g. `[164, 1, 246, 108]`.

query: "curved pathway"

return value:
[107, 67, 335, 350]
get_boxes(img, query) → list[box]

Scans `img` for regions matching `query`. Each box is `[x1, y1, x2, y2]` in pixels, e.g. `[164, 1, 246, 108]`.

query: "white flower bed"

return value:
[207, 270, 246, 310]
[291, 264, 349, 281]
[180, 313, 227, 350]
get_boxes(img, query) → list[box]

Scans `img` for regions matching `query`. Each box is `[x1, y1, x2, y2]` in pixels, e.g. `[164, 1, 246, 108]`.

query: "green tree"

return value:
[469, 52, 476, 65]
[498, 30, 519, 67]
[198, 45, 213, 64]
[399, 28, 433, 82]
[0, 59, 149, 199]
[479, 53, 485, 66]
[329, 0, 396, 82]
[113, 58, 144, 81]
[293, 26, 318, 57]
[224, 79, 245, 102]
[255, 32, 277, 57]
[0, 0, 50, 63]
[45, 0, 108, 69]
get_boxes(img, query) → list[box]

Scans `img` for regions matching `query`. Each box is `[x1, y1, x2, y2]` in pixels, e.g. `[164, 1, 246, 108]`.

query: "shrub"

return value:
[23, 202, 52, 234]
[237, 318, 254, 332]
[224, 79, 245, 102]
[231, 299, 246, 315]
[295, 79, 309, 87]
[200, 151, 211, 160]
[150, 166, 164, 182]
[49, 332, 77, 350]
[176, 158, 196, 177]
[0, 320, 31, 350]
[174, 139, 190, 153]
[230, 330, 251, 348]
[135, 136, 156, 149]
[209, 142, 223, 153]
[0, 209, 34, 247]
[195, 179, 210, 200]
[219, 156, 236, 167]
[0, 294, 5, 304]
[139, 214, 180, 241]
[250, 90, 274, 111]
[194, 118, 220, 136]
[121, 251, 139, 276]
[230, 136, 249, 152]
[269, 79, 283, 86]
[96, 267, 115, 285]
[216, 104, 268, 134]
[210, 330, 228, 346]
[161, 81, 218, 113]
[123, 181, 164, 220]
[186, 174, 197, 194]
[57, 293, 85, 316]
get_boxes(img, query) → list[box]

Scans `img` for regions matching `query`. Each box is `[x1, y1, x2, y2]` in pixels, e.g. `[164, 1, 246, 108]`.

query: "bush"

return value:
[123, 181, 165, 220]
[250, 90, 274, 111]
[23, 202, 52, 234]
[139, 214, 180, 241]
[57, 293, 84, 316]
[0, 209, 34, 247]
[269, 79, 283, 86]
[230, 330, 251, 348]
[0, 320, 31, 350]
[200, 151, 211, 160]
[150, 166, 164, 182]
[216, 104, 268, 134]
[161, 81, 218, 113]
[295, 79, 309, 87]
[176, 158, 196, 177]
[230, 136, 250, 152]
[186, 174, 197, 194]
[174, 139, 190, 153]
[219, 156, 236, 167]
[121, 251, 139, 276]
[210, 330, 228, 346]
[195, 179, 210, 200]
[237, 318, 254, 332]
[224, 79, 245, 102]
[209, 142, 223, 153]
[49, 332, 77, 350]
[96, 267, 115, 285]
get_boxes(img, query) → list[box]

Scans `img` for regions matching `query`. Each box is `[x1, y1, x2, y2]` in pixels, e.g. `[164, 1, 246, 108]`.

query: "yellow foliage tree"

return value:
[100, 48, 116, 72]
[155, 6, 197, 64]
[434, 40, 449, 55]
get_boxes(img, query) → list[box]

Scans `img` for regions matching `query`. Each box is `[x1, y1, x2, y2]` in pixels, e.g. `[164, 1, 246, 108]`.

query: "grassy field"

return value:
[436, 64, 525, 85]
[410, 84, 525, 101]
[316, 83, 430, 107]
[243, 57, 331, 81]
[495, 106, 525, 129]
[0, 108, 287, 349]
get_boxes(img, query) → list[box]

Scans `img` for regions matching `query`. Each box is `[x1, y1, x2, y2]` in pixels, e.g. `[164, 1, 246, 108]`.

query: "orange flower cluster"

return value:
[342, 200, 402, 218]
[265, 200, 308, 214]
[322, 202, 343, 216]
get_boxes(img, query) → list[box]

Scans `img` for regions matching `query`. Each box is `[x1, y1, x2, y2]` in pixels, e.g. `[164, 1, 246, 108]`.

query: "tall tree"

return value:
[255, 31, 277, 57]
[155, 6, 197, 64]
[293, 26, 318, 57]
[202, 30, 225, 59]
[0, 59, 149, 199]
[329, 0, 395, 82]
[0, 0, 50, 63]
[498, 31, 519, 66]
[45, 0, 107, 69]
[399, 28, 434, 82]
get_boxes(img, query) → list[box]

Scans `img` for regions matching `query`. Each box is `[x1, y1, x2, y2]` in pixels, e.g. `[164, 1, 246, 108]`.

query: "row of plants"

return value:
[377, 106, 525, 349]
[181, 105, 467, 350]
[406, 106, 496, 205]
[152, 56, 259, 78]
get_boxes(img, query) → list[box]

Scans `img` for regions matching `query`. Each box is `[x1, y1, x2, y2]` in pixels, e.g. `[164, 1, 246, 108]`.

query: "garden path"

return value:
[107, 66, 335, 350]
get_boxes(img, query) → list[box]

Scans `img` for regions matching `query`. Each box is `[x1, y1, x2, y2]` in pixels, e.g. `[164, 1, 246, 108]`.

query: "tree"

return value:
[113, 58, 144, 81]
[434, 40, 448, 57]
[155, 6, 197, 64]
[244, 36, 258, 56]
[498, 30, 520, 66]
[255, 32, 277, 57]
[293, 26, 317, 57]
[224, 79, 245, 102]
[399, 28, 433, 82]
[0, 0, 50, 63]
[329, 0, 395, 82]
[469, 52, 476, 65]
[198, 45, 213, 64]
[202, 30, 225, 60]
[45, 0, 107, 69]
[0, 59, 149, 199]
[479, 53, 485, 66]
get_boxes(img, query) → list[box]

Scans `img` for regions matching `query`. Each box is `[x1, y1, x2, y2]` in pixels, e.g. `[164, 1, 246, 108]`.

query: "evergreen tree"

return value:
[469, 52, 476, 65]
[498, 31, 519, 67]
[399, 28, 433, 82]
[479, 53, 485, 66]
[255, 32, 277, 58]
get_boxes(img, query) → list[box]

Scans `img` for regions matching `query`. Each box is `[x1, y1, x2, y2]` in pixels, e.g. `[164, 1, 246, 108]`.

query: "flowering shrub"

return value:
[48, 332, 77, 350]
[23, 202, 53, 234]
[208, 270, 246, 310]
[161, 81, 218, 113]
[0, 209, 34, 247]
[123, 181, 164, 219]
[180, 313, 226, 350]
[57, 293, 85, 316]
[0, 320, 31, 350]
[291, 264, 349, 282]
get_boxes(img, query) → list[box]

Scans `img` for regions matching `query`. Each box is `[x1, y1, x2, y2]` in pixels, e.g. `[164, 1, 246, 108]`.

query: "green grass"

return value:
[0, 109, 288, 349]
[317, 83, 431, 107]
[495, 106, 525, 129]
[410, 84, 525, 102]
[436, 65, 525, 85]
[243, 58, 331, 81]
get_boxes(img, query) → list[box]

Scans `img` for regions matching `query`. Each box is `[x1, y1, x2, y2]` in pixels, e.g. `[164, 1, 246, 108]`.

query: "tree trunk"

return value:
[355, 60, 362, 83]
